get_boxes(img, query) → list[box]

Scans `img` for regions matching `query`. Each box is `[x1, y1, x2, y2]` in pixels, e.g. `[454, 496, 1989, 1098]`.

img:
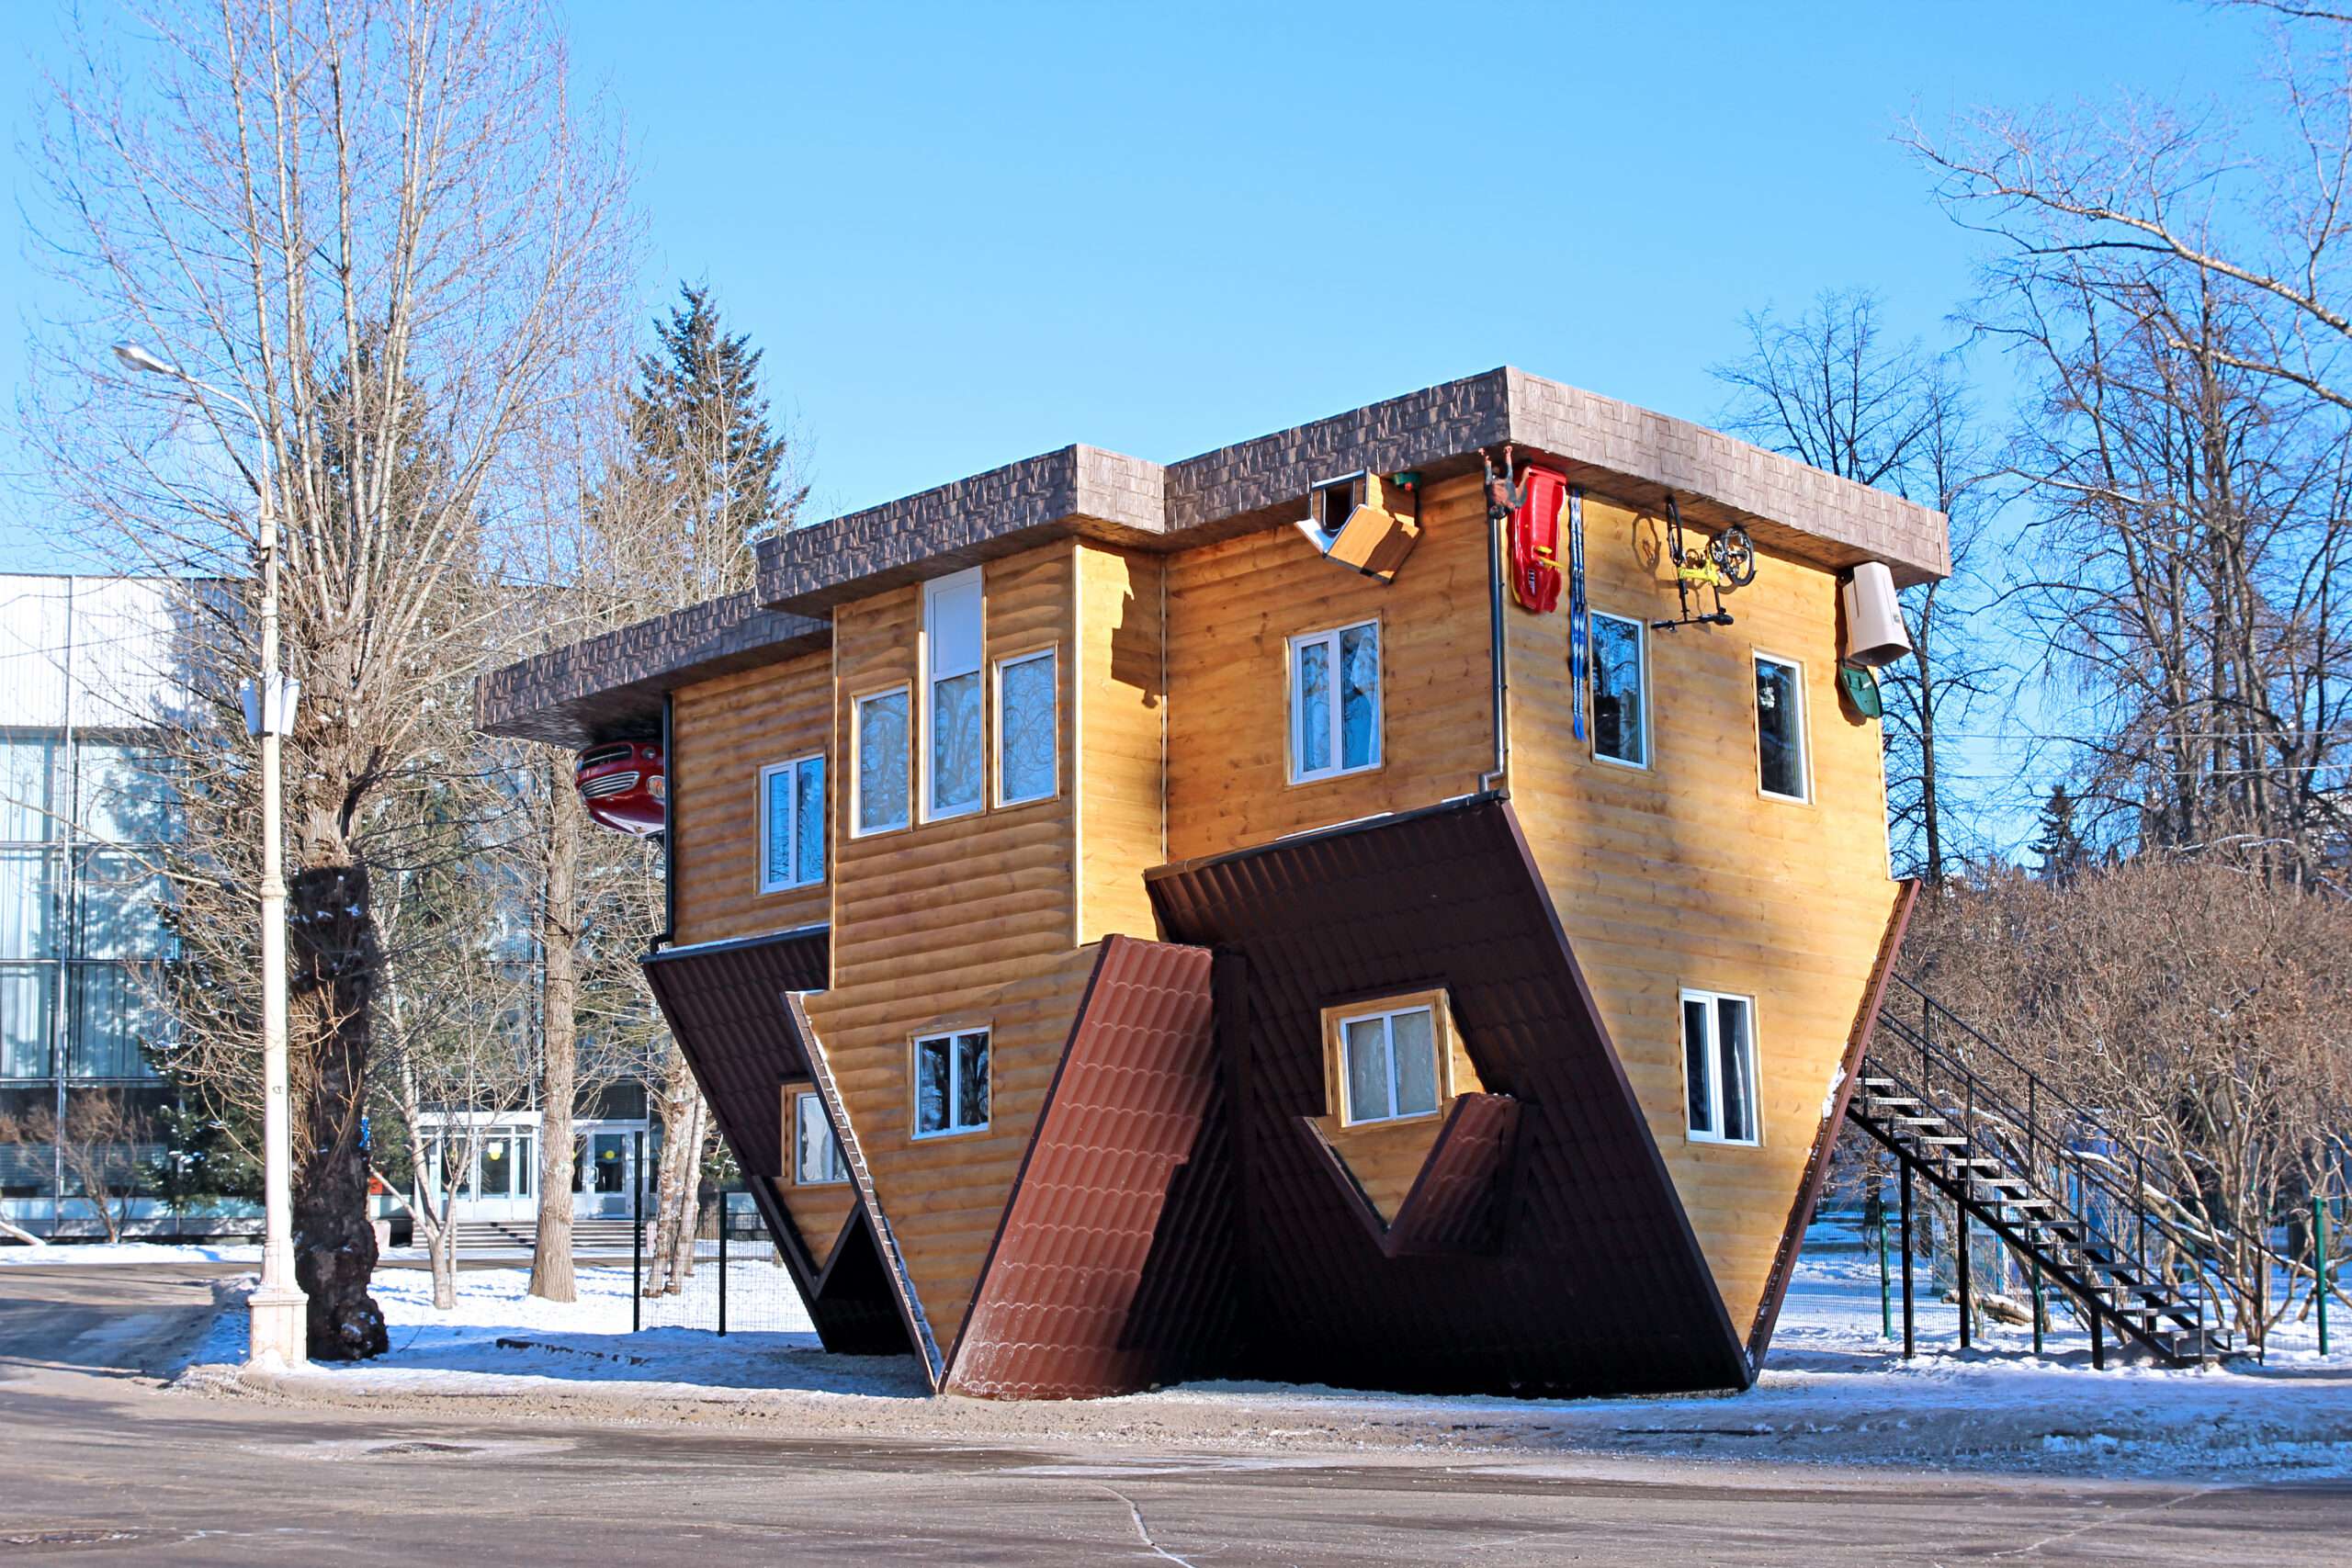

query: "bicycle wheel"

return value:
[1711, 525, 1758, 587]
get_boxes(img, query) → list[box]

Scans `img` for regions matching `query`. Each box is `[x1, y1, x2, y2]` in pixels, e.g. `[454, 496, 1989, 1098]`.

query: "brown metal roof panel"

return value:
[1146, 795, 1750, 1398]
[946, 936, 1236, 1400]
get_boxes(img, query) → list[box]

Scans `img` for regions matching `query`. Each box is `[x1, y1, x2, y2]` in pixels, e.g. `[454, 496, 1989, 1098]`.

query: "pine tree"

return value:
[2030, 784, 2089, 885]
[620, 282, 804, 592]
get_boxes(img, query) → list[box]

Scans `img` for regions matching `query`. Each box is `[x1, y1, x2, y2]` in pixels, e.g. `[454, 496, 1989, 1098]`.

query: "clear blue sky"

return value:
[0, 1, 2275, 848]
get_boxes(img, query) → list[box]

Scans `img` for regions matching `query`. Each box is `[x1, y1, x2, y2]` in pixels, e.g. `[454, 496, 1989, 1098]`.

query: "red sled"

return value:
[1510, 465, 1569, 613]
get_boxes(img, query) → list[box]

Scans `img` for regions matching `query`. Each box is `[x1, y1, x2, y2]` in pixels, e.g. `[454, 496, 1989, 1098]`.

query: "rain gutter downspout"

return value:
[650, 692, 675, 953]
[1480, 449, 1511, 793]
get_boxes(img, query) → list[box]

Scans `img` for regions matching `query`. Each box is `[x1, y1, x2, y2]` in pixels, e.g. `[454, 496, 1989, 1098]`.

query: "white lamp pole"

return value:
[114, 344, 305, 1368]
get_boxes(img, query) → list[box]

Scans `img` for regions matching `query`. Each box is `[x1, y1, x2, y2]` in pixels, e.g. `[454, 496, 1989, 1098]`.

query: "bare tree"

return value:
[21, 0, 635, 1356]
[1713, 289, 2000, 881]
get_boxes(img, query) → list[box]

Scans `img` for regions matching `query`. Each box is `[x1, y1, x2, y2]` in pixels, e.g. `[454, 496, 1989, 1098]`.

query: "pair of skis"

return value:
[1566, 485, 1588, 740]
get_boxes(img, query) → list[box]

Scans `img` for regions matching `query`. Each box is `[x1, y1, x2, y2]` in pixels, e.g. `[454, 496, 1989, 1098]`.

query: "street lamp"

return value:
[113, 342, 305, 1370]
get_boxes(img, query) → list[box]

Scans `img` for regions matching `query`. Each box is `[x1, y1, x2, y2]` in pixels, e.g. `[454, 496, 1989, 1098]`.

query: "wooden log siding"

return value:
[670, 649, 834, 948]
[807, 541, 1098, 1350]
[1164, 470, 1496, 863]
[1075, 542, 1166, 945]
[1501, 488, 1903, 1334]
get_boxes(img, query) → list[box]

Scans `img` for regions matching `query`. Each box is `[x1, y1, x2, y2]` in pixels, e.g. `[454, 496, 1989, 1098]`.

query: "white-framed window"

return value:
[1681, 988, 1760, 1145]
[792, 1090, 848, 1186]
[922, 568, 985, 821]
[1336, 1003, 1440, 1125]
[1589, 611, 1648, 769]
[853, 685, 911, 836]
[757, 754, 826, 893]
[1288, 619, 1381, 784]
[1754, 653, 1810, 802]
[913, 1027, 990, 1138]
[994, 646, 1057, 807]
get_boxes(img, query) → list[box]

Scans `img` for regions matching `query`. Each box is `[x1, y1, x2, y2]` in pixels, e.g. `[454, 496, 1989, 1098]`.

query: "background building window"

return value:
[793, 1090, 847, 1184]
[759, 754, 826, 893]
[912, 1027, 989, 1137]
[1338, 1004, 1440, 1125]
[854, 686, 910, 835]
[923, 568, 984, 820]
[1682, 989, 1759, 1145]
[995, 647, 1057, 806]
[1755, 654, 1809, 801]
[1589, 612, 1648, 768]
[1289, 619, 1381, 783]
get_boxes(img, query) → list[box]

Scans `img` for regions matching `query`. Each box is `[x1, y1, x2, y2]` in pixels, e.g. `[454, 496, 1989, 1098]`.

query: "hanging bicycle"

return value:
[1652, 496, 1755, 631]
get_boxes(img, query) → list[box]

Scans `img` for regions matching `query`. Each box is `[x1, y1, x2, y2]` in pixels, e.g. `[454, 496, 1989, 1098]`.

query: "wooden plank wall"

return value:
[1165, 472, 1495, 862]
[806, 541, 1097, 1350]
[1504, 489, 1901, 1333]
[1075, 543, 1165, 943]
[671, 650, 834, 949]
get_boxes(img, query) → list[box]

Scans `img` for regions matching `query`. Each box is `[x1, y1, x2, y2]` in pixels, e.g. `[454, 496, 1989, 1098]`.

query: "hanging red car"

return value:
[575, 740, 666, 835]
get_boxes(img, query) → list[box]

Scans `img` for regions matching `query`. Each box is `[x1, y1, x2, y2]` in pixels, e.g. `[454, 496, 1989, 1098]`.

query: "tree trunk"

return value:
[529, 769, 583, 1303]
[644, 1046, 700, 1296]
[662, 1098, 707, 1292]
[289, 855, 390, 1360]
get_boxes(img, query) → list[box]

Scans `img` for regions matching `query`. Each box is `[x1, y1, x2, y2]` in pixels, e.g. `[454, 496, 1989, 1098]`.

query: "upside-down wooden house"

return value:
[476, 368, 1949, 1398]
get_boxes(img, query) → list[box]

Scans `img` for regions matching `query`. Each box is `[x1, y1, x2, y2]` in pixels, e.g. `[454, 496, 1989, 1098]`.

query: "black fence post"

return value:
[631, 1129, 644, 1334]
[1900, 1158, 1916, 1360]
[1957, 1201, 1973, 1350]
[718, 1190, 729, 1338]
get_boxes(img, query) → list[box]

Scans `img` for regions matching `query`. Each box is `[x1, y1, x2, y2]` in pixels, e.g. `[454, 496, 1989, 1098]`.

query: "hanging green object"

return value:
[1839, 662, 1883, 719]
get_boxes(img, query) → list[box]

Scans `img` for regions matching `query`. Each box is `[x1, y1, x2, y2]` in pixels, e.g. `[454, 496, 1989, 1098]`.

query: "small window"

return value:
[1682, 989, 1760, 1145]
[923, 569, 984, 821]
[854, 686, 911, 836]
[1755, 654, 1809, 802]
[1589, 612, 1647, 769]
[1337, 1004, 1441, 1125]
[793, 1090, 848, 1185]
[1289, 619, 1382, 783]
[995, 647, 1057, 806]
[758, 754, 826, 893]
[913, 1027, 989, 1138]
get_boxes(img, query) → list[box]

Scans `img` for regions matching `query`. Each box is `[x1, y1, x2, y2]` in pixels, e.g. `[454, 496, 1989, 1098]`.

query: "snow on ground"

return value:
[165, 1226, 2352, 1480]
[1, 1240, 264, 1266]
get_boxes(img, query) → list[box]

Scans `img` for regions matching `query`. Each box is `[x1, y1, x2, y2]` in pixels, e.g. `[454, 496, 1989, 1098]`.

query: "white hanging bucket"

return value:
[1841, 561, 1914, 667]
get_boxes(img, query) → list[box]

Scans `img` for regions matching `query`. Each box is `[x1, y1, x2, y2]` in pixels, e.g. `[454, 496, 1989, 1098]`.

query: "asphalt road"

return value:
[3, 1263, 2348, 1565]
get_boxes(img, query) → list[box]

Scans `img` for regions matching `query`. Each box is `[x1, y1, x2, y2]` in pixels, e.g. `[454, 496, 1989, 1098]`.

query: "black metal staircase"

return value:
[1849, 976, 2248, 1367]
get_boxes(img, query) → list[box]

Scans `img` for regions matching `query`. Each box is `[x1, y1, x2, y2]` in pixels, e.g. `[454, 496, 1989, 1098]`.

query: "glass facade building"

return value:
[0, 576, 185, 1235]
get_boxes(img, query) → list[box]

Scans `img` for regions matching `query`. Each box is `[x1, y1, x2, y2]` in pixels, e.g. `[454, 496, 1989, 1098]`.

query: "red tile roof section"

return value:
[946, 936, 1235, 1400]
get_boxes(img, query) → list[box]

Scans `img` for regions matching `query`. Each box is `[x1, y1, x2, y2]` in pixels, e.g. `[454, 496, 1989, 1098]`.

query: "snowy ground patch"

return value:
[171, 1232, 2352, 1479]
[2, 1240, 264, 1267]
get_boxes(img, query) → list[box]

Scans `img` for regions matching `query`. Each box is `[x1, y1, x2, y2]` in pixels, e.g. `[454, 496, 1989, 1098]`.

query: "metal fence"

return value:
[630, 1187, 808, 1337]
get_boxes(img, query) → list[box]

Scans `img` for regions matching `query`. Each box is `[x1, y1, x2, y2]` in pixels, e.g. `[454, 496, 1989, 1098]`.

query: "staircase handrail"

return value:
[1876, 973, 2256, 1320]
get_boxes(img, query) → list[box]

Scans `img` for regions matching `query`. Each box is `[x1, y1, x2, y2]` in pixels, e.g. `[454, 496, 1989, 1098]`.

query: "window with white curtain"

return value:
[1681, 988, 1759, 1145]
[68, 964, 168, 1079]
[994, 647, 1057, 806]
[1337, 1003, 1440, 1125]
[793, 1090, 847, 1184]
[1288, 619, 1381, 784]
[0, 737, 59, 842]
[758, 754, 826, 893]
[854, 686, 911, 836]
[923, 568, 984, 821]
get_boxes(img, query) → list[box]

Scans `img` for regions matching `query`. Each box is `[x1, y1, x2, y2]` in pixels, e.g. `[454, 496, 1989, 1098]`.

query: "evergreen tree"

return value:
[620, 282, 803, 592]
[2030, 784, 2089, 885]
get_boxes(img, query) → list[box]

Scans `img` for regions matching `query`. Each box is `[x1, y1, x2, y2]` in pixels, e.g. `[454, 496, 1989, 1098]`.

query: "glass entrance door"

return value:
[583, 1131, 633, 1218]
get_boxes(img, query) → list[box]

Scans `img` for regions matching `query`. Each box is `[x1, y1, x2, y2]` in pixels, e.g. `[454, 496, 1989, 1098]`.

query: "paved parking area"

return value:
[3, 1262, 2348, 1565]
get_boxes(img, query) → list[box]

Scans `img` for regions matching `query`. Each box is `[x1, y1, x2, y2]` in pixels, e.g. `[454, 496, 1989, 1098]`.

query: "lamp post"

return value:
[114, 343, 305, 1368]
